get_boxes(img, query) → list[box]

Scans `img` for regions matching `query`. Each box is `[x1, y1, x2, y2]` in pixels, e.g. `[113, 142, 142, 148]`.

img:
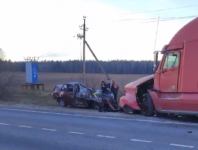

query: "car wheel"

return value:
[91, 101, 99, 110]
[59, 99, 66, 107]
[141, 93, 154, 116]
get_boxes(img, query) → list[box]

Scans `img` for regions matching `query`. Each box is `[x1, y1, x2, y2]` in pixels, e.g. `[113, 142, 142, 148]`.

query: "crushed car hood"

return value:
[125, 74, 154, 91]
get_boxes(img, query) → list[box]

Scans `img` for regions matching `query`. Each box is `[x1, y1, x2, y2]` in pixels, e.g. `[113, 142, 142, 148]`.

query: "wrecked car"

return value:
[50, 82, 100, 109]
[50, 82, 118, 111]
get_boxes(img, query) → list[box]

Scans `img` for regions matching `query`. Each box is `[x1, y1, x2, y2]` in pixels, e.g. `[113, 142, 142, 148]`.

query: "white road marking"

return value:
[170, 143, 194, 148]
[0, 122, 10, 126]
[97, 135, 116, 138]
[42, 128, 56, 131]
[0, 107, 197, 126]
[18, 125, 32, 128]
[68, 131, 84, 135]
[131, 139, 152, 143]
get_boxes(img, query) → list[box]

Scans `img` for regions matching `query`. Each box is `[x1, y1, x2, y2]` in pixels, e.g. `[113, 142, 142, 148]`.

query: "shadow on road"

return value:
[154, 114, 198, 123]
[67, 106, 198, 123]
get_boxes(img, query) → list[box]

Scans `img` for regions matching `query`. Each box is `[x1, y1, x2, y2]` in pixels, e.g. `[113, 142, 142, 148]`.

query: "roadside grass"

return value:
[0, 72, 148, 107]
[16, 90, 58, 106]
[0, 88, 58, 107]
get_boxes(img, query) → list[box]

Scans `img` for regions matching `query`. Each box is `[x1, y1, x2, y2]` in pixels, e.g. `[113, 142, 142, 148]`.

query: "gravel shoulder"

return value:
[0, 102, 198, 125]
[0, 103, 144, 119]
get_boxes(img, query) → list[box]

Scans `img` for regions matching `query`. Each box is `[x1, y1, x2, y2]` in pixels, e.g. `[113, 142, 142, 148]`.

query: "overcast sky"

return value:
[0, 0, 197, 61]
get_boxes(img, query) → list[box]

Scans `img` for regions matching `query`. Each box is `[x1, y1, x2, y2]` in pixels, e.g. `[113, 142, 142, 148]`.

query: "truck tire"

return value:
[141, 93, 154, 116]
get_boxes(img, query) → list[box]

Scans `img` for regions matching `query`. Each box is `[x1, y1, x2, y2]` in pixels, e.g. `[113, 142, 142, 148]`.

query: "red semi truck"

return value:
[119, 17, 198, 116]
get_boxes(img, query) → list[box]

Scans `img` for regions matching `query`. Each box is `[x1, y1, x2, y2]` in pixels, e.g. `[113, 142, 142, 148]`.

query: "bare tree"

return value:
[0, 48, 5, 61]
[0, 49, 18, 101]
[0, 48, 5, 73]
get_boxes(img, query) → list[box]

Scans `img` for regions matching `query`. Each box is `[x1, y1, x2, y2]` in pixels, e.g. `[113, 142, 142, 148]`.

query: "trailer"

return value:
[119, 17, 198, 116]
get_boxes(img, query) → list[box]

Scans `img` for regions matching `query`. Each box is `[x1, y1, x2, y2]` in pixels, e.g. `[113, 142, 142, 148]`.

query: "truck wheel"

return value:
[141, 93, 154, 116]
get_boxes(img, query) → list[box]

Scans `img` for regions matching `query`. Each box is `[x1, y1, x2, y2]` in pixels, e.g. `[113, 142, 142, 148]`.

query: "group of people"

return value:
[101, 78, 119, 100]
[99, 78, 119, 112]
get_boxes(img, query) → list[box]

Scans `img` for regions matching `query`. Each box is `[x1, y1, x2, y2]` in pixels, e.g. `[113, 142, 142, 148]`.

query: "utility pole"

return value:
[77, 16, 88, 84]
[85, 41, 110, 79]
[153, 16, 160, 51]
[82, 16, 86, 84]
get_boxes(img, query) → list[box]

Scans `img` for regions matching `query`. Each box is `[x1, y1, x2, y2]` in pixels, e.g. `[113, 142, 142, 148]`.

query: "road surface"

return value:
[0, 107, 197, 150]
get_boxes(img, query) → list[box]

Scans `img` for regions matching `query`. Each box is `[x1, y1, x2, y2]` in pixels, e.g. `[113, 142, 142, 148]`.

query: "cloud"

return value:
[0, 0, 189, 61]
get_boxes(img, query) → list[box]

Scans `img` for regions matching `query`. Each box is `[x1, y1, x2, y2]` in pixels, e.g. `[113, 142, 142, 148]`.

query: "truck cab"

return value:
[119, 17, 198, 116]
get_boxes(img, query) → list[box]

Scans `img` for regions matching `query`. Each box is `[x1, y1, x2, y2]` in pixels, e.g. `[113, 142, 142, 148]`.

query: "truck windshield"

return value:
[163, 52, 179, 69]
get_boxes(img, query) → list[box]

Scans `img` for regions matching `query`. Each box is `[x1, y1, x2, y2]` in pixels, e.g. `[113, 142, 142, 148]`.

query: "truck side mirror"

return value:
[153, 51, 158, 72]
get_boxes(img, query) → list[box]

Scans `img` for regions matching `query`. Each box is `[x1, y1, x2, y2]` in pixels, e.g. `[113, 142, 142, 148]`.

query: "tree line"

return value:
[0, 60, 155, 74]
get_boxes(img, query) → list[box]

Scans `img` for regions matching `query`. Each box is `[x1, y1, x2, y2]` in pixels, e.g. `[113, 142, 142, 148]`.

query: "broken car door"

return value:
[78, 85, 89, 106]
[60, 84, 69, 104]
[65, 84, 75, 105]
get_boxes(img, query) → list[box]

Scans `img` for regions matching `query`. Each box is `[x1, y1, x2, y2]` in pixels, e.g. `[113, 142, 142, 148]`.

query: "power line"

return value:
[117, 15, 197, 22]
[118, 17, 178, 21]
[86, 15, 197, 26]
[87, 14, 197, 23]
[87, 4, 198, 18]
[140, 15, 197, 23]
[120, 4, 198, 15]
[24, 14, 197, 61]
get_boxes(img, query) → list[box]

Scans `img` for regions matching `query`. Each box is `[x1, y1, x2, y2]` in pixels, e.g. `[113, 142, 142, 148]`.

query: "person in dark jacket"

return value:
[99, 80, 115, 112]
[73, 84, 80, 103]
[99, 81, 107, 112]
[110, 80, 119, 101]
[101, 81, 107, 94]
[106, 78, 111, 93]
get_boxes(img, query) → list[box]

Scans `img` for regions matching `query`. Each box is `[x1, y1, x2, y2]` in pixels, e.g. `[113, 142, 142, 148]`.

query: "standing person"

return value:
[106, 78, 111, 93]
[111, 80, 119, 101]
[99, 81, 107, 112]
[73, 84, 80, 103]
[99, 80, 114, 112]
[101, 81, 107, 94]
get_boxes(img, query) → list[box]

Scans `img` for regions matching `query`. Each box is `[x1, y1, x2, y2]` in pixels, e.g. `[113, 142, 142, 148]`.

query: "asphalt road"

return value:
[0, 107, 197, 150]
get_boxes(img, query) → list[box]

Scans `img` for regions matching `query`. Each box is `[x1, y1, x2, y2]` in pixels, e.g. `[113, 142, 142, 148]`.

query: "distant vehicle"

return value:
[50, 82, 118, 110]
[119, 17, 198, 117]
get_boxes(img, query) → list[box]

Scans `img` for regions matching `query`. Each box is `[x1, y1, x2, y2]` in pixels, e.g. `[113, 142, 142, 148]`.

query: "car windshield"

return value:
[79, 85, 87, 93]
[67, 84, 73, 92]
[62, 84, 67, 89]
